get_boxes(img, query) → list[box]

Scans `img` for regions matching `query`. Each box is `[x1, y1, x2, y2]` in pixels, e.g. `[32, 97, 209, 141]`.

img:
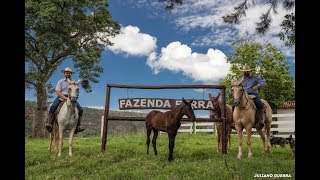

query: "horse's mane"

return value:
[243, 91, 257, 109]
[171, 102, 184, 112]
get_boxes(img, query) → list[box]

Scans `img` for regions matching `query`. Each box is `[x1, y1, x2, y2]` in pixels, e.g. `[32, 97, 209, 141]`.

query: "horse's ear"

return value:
[76, 79, 83, 84]
[190, 99, 194, 103]
[182, 97, 186, 103]
[208, 93, 213, 101]
[215, 92, 221, 101]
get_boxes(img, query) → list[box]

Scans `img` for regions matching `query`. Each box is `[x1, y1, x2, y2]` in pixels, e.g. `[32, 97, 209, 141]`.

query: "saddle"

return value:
[54, 100, 67, 115]
[51, 100, 67, 122]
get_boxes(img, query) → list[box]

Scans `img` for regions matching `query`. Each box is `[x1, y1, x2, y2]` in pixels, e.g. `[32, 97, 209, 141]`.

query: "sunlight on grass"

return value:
[26, 133, 295, 179]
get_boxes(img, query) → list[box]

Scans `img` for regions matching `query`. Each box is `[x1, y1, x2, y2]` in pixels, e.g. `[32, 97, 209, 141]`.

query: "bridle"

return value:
[233, 86, 249, 109]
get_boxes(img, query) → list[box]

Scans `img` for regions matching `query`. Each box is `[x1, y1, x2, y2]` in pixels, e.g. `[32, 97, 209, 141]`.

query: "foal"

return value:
[145, 98, 196, 161]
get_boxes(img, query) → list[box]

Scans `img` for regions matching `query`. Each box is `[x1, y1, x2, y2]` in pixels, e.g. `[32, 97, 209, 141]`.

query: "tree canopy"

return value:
[219, 39, 294, 111]
[25, 0, 120, 137]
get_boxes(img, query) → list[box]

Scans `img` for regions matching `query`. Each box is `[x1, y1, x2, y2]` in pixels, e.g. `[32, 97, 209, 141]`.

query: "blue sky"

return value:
[25, 0, 295, 117]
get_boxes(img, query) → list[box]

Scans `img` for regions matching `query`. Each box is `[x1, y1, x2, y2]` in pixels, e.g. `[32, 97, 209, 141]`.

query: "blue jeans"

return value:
[49, 96, 83, 116]
[248, 93, 263, 110]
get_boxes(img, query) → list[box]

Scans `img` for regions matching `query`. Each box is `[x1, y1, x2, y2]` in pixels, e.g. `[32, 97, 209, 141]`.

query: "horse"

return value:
[53, 79, 82, 157]
[231, 83, 272, 160]
[145, 98, 196, 161]
[208, 92, 234, 153]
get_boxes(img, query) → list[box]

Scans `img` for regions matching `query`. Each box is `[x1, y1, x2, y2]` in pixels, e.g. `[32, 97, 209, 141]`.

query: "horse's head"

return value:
[67, 79, 82, 103]
[181, 98, 196, 122]
[231, 82, 245, 107]
[209, 92, 221, 119]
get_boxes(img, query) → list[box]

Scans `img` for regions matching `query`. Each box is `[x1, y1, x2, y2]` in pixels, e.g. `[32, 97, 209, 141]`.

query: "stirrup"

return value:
[74, 126, 85, 134]
[45, 124, 53, 132]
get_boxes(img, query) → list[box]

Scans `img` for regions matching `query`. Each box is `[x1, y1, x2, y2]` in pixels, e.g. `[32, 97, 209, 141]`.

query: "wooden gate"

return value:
[100, 84, 228, 153]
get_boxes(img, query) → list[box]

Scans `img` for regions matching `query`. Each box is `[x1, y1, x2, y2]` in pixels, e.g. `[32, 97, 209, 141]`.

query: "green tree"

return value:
[219, 39, 294, 112]
[25, 0, 120, 137]
[278, 13, 295, 47]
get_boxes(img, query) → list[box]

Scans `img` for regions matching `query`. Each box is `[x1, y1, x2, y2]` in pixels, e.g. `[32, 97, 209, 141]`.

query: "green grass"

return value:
[25, 133, 295, 179]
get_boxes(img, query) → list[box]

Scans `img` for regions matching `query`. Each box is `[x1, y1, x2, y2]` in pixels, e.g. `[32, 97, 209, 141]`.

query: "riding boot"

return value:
[74, 116, 85, 134]
[45, 113, 55, 132]
[256, 109, 265, 130]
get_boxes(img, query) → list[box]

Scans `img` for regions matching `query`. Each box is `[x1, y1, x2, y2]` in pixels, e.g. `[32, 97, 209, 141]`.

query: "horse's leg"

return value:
[235, 123, 243, 160]
[152, 129, 159, 156]
[68, 128, 76, 156]
[53, 126, 59, 152]
[227, 127, 232, 153]
[168, 130, 177, 161]
[58, 129, 64, 157]
[245, 125, 253, 158]
[48, 131, 53, 151]
[257, 129, 267, 154]
[265, 117, 272, 154]
[146, 128, 152, 154]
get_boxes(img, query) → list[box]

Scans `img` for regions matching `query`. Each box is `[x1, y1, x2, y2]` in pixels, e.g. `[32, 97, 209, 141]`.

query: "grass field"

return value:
[25, 133, 295, 179]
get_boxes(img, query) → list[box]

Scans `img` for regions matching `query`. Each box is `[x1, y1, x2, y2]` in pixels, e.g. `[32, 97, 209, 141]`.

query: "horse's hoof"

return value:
[58, 154, 61, 157]
[237, 155, 242, 160]
[248, 153, 252, 158]
[69, 153, 72, 157]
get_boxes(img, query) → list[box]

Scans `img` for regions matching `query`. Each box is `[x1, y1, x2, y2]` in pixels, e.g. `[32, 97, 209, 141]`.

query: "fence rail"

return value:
[176, 113, 295, 137]
[101, 113, 295, 138]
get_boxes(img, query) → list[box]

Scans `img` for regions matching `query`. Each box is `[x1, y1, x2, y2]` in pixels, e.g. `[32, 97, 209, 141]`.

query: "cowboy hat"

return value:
[239, 64, 254, 72]
[61, 67, 74, 74]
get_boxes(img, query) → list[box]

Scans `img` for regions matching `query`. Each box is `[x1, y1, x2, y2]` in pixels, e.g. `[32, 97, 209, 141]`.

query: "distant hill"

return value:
[25, 100, 147, 137]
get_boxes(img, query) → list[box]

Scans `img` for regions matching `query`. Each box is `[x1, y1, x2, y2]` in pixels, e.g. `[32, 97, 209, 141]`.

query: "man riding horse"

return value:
[234, 64, 266, 130]
[45, 67, 85, 134]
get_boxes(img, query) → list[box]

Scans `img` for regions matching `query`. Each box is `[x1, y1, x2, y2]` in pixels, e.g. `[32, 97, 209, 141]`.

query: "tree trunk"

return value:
[32, 81, 48, 138]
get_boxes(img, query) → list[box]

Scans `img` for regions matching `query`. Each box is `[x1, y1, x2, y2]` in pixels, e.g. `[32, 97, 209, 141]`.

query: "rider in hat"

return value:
[45, 67, 85, 134]
[235, 64, 267, 129]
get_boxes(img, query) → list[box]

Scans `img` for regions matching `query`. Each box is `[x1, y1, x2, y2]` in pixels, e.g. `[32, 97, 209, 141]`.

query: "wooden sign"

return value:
[119, 98, 214, 110]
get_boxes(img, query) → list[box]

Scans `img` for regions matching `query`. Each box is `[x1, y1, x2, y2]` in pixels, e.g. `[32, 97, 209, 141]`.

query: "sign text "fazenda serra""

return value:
[119, 98, 214, 110]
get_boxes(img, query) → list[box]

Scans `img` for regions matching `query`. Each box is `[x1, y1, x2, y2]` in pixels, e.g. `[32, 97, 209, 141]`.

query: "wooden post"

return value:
[221, 88, 227, 154]
[101, 85, 111, 153]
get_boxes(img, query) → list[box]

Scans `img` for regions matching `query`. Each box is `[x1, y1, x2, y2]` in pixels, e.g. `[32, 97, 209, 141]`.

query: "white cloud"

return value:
[147, 41, 231, 83]
[133, 0, 295, 57]
[107, 25, 157, 56]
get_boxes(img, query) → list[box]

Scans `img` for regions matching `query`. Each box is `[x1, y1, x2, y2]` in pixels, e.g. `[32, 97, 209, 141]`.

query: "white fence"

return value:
[101, 113, 295, 138]
[177, 113, 295, 138]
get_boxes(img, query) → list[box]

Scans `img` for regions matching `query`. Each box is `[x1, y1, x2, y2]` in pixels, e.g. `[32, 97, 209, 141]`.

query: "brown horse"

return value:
[208, 92, 234, 153]
[232, 83, 272, 160]
[145, 98, 196, 161]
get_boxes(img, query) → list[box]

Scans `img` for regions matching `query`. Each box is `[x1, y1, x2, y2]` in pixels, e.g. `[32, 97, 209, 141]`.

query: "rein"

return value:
[234, 89, 249, 109]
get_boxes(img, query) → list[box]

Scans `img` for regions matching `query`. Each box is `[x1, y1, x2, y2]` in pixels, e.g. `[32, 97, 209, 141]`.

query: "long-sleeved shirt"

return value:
[238, 75, 266, 94]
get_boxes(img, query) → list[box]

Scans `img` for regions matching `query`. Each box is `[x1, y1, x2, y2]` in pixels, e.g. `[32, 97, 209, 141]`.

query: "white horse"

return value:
[53, 79, 82, 157]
